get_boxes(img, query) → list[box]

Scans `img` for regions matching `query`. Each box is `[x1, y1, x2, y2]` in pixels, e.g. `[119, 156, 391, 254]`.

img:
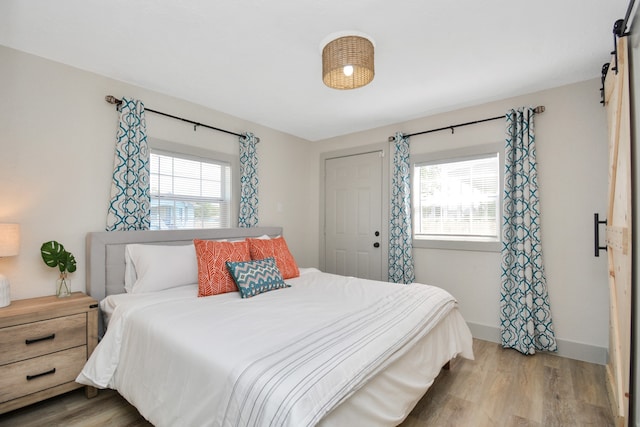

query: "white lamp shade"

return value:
[0, 224, 20, 257]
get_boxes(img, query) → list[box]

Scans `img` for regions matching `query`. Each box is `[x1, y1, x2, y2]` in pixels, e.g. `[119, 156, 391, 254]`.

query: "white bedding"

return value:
[78, 269, 473, 427]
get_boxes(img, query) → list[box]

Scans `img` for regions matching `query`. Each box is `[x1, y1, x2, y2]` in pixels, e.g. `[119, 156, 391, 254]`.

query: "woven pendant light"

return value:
[322, 35, 374, 90]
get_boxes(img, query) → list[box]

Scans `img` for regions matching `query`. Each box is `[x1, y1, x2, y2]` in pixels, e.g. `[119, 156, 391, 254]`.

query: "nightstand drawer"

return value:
[0, 313, 86, 365]
[0, 345, 87, 403]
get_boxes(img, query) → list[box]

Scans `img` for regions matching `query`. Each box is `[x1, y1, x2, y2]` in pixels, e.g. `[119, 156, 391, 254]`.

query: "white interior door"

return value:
[604, 36, 632, 427]
[324, 151, 383, 280]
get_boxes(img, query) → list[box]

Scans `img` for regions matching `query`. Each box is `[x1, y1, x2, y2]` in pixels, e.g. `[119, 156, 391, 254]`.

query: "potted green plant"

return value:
[40, 241, 76, 298]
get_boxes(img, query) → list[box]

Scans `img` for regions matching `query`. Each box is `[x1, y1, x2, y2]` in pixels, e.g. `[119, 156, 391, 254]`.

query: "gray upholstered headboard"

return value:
[85, 227, 283, 303]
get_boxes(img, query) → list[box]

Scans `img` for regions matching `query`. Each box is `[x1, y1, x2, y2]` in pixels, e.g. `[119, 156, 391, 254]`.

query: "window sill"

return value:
[413, 238, 500, 253]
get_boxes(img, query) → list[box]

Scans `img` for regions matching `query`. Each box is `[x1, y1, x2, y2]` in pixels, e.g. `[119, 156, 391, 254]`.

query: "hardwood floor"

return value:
[0, 339, 614, 427]
[400, 339, 614, 426]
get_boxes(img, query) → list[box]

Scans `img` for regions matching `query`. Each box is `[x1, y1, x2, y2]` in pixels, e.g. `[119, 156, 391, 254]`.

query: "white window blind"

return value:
[149, 150, 231, 230]
[414, 152, 500, 241]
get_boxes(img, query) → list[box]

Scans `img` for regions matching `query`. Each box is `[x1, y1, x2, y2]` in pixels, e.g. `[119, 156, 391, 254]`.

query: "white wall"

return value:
[0, 45, 315, 300]
[0, 44, 610, 364]
[311, 79, 610, 363]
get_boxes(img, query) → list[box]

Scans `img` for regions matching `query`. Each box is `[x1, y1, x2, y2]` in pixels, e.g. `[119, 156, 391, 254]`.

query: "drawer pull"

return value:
[26, 368, 56, 381]
[25, 333, 56, 345]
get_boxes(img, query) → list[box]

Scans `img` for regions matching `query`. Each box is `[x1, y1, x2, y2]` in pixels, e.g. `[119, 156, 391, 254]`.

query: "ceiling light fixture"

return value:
[322, 33, 374, 90]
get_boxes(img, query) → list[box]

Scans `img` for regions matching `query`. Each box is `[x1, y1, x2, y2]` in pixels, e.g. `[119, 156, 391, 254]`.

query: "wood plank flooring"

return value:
[0, 339, 614, 427]
[400, 339, 614, 426]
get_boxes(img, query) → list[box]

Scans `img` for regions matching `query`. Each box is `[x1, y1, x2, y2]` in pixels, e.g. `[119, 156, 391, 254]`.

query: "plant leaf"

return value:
[63, 252, 77, 273]
[40, 241, 76, 273]
[40, 241, 65, 269]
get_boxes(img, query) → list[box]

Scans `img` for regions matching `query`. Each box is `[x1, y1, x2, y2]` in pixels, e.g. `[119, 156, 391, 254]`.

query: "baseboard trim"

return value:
[467, 322, 608, 365]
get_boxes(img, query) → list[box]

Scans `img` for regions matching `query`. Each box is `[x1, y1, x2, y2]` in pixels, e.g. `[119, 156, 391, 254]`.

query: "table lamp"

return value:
[0, 223, 20, 308]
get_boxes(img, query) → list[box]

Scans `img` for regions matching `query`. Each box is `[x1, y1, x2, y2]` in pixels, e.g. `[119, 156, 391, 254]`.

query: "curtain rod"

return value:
[387, 105, 545, 141]
[105, 95, 255, 141]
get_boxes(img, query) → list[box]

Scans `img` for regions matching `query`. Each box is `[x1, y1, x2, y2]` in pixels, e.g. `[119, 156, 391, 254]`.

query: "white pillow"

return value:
[124, 248, 138, 291]
[124, 244, 198, 293]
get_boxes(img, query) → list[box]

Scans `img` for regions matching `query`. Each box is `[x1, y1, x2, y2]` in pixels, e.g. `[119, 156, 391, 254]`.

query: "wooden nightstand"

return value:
[0, 292, 99, 414]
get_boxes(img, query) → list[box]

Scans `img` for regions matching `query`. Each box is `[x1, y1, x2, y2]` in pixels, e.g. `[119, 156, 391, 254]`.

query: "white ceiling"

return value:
[0, 0, 629, 141]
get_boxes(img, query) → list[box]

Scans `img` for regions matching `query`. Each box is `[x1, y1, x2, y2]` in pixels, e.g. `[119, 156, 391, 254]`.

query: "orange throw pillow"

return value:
[194, 239, 251, 297]
[247, 236, 299, 279]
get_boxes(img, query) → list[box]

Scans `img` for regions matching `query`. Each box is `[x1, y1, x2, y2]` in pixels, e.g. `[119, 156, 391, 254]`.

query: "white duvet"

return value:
[77, 269, 471, 427]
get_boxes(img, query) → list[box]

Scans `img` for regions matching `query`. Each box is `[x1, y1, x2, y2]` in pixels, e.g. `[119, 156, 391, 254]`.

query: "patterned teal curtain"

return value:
[238, 132, 259, 227]
[106, 98, 150, 231]
[389, 132, 415, 284]
[500, 107, 557, 354]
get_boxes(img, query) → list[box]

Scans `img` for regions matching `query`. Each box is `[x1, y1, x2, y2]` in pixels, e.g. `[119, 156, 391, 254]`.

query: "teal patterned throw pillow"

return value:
[226, 257, 290, 298]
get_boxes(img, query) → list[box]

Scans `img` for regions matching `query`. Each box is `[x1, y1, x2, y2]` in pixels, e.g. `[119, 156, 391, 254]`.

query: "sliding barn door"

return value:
[604, 36, 632, 427]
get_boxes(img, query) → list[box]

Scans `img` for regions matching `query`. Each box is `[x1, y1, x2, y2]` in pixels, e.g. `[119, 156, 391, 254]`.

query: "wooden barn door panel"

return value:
[604, 35, 632, 427]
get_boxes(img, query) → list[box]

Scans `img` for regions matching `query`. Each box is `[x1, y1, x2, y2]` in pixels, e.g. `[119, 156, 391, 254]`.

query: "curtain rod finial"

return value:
[105, 95, 121, 105]
[534, 106, 545, 114]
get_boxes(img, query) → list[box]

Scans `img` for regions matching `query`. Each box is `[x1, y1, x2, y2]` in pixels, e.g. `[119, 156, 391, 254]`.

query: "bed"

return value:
[77, 227, 473, 427]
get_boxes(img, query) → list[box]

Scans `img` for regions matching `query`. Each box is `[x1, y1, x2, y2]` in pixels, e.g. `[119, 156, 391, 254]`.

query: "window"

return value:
[149, 148, 232, 230]
[412, 143, 502, 252]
